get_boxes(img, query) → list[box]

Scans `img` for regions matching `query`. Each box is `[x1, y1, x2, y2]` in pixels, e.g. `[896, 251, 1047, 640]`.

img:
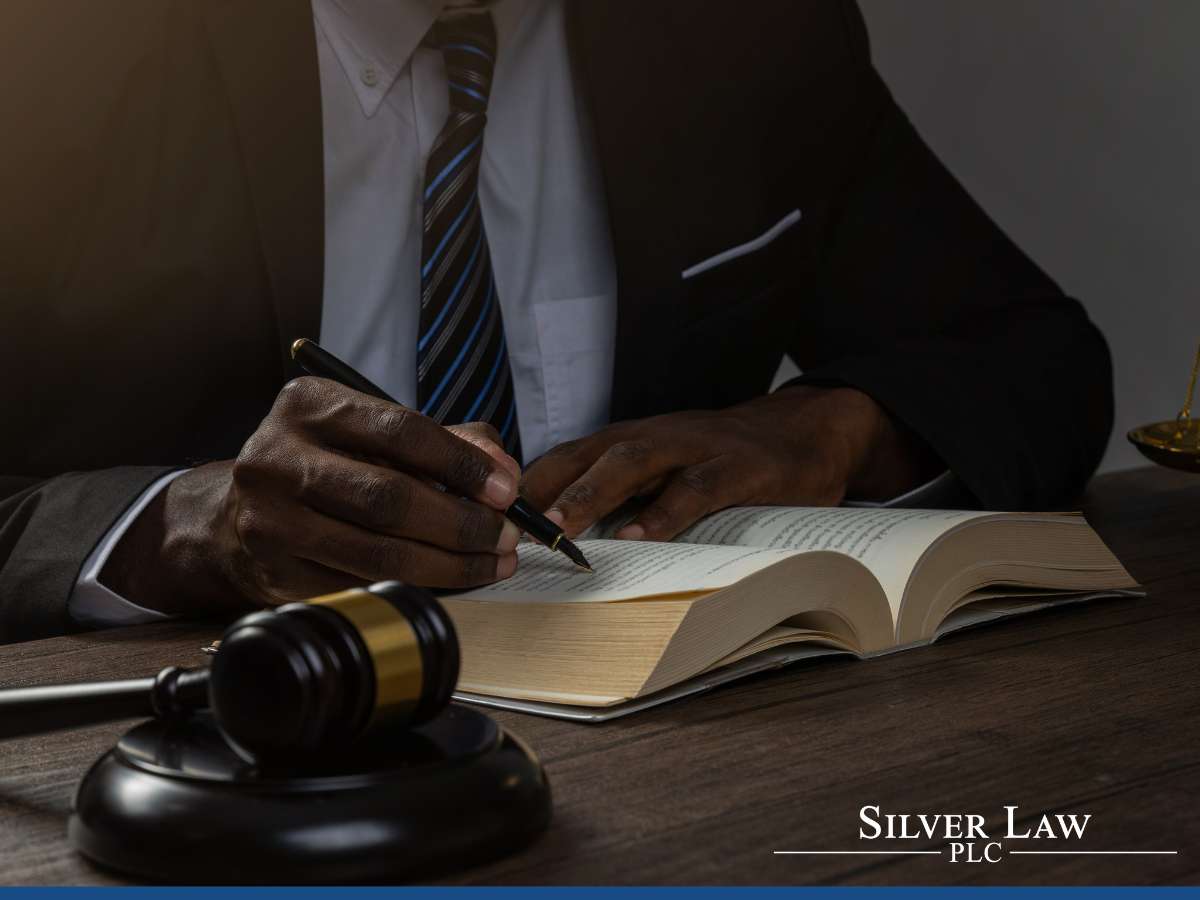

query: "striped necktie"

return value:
[417, 11, 521, 461]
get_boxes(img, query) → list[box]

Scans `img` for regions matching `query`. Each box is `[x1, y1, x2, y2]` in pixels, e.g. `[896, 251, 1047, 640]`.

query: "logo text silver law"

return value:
[858, 805, 1090, 863]
[773, 807, 1176, 861]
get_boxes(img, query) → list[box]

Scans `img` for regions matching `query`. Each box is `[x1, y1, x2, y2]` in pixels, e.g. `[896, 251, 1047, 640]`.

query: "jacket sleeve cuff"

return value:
[777, 348, 1021, 509]
[68, 469, 189, 628]
[0, 466, 181, 642]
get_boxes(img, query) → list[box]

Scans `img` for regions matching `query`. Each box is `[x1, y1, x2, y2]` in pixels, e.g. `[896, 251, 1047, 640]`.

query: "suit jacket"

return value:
[0, 0, 1113, 642]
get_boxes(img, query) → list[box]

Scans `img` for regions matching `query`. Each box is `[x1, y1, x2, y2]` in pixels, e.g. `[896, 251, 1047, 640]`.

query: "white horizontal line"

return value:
[1008, 854, 1176, 859]
[772, 854, 940, 859]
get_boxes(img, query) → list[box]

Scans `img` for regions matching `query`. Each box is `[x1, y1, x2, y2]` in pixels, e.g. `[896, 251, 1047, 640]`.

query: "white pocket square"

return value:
[681, 208, 802, 281]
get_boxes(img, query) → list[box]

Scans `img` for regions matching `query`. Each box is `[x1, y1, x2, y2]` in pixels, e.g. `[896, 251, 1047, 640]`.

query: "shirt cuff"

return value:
[68, 469, 189, 628]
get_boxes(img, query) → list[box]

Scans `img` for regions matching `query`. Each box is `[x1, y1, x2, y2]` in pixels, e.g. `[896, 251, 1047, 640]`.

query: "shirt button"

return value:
[360, 66, 379, 87]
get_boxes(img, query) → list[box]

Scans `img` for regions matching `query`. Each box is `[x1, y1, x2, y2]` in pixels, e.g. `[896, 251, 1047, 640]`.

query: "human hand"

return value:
[520, 386, 938, 542]
[101, 377, 523, 615]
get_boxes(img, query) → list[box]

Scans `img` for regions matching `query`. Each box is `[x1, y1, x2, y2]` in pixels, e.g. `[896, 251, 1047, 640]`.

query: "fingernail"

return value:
[484, 470, 516, 506]
[496, 520, 520, 553]
[546, 508, 565, 527]
[615, 524, 645, 541]
[496, 552, 518, 579]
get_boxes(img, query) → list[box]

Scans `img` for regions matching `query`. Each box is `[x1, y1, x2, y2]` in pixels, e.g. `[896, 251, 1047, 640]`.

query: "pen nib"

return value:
[558, 537, 593, 573]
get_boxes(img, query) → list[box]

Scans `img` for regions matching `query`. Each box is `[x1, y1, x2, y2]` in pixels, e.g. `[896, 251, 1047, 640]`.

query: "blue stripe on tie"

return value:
[443, 42, 493, 61]
[449, 82, 487, 103]
[462, 335, 506, 422]
[499, 396, 516, 441]
[417, 230, 484, 353]
[420, 281, 496, 415]
[421, 192, 476, 280]
[424, 133, 482, 202]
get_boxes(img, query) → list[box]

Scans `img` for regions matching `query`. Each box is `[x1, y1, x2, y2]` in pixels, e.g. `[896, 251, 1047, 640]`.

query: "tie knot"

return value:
[434, 11, 496, 112]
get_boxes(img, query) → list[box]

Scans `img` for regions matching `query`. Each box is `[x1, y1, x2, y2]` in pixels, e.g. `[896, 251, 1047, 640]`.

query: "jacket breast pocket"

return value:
[662, 208, 810, 410]
[675, 206, 808, 331]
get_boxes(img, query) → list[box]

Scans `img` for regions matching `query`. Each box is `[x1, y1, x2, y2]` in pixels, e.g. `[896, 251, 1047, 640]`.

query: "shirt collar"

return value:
[313, 0, 528, 119]
[312, 0, 441, 118]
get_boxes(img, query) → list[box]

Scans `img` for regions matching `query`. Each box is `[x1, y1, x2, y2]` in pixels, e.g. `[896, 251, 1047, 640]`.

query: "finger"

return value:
[254, 557, 369, 606]
[519, 436, 608, 511]
[305, 450, 520, 554]
[272, 377, 519, 509]
[520, 419, 652, 511]
[447, 422, 521, 483]
[232, 498, 372, 601]
[614, 457, 732, 542]
[447, 420, 501, 446]
[545, 436, 704, 538]
[281, 506, 519, 589]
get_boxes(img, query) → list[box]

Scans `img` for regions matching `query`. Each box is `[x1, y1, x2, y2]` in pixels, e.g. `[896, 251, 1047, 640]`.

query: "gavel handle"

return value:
[0, 667, 209, 741]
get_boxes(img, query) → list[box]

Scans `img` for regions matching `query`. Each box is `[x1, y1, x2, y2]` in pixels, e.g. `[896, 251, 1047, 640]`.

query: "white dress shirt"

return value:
[70, 0, 618, 626]
[314, 0, 617, 452]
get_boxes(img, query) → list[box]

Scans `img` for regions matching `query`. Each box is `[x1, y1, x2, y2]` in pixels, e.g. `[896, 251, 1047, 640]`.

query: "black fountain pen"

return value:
[291, 338, 592, 572]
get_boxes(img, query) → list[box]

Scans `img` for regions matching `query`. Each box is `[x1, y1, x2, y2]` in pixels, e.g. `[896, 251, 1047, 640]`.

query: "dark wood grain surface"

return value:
[1, 466, 1197, 885]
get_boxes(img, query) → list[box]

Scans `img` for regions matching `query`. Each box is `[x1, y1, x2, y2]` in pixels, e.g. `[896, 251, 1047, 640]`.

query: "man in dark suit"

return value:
[0, 0, 1111, 643]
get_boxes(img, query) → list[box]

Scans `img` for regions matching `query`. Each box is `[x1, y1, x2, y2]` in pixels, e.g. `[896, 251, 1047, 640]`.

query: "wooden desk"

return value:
[1, 466, 1198, 885]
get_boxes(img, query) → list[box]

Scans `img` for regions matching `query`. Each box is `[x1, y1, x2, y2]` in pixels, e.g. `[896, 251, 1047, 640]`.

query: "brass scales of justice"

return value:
[1127, 339, 1200, 472]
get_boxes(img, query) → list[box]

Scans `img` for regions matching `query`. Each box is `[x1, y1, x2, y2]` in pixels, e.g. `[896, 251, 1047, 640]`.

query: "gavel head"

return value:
[206, 581, 459, 763]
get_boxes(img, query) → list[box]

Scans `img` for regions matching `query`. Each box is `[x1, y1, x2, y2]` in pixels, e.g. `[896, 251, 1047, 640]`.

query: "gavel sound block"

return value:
[0, 582, 551, 883]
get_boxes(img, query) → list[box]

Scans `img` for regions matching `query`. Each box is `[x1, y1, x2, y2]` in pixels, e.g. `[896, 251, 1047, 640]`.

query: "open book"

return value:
[443, 507, 1139, 721]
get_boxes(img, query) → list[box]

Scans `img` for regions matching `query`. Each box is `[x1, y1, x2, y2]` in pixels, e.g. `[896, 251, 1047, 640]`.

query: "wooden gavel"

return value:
[0, 581, 459, 763]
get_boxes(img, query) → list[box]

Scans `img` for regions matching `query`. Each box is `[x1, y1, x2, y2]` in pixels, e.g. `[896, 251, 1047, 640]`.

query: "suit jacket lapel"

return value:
[200, 0, 325, 374]
[567, 2, 689, 420]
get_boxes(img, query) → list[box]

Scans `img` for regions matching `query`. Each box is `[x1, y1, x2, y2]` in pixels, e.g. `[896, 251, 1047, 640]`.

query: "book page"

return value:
[452, 539, 800, 603]
[675, 506, 993, 618]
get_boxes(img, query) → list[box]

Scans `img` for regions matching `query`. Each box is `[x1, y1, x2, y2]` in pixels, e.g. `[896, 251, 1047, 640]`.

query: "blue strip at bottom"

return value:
[0, 888, 1196, 898]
